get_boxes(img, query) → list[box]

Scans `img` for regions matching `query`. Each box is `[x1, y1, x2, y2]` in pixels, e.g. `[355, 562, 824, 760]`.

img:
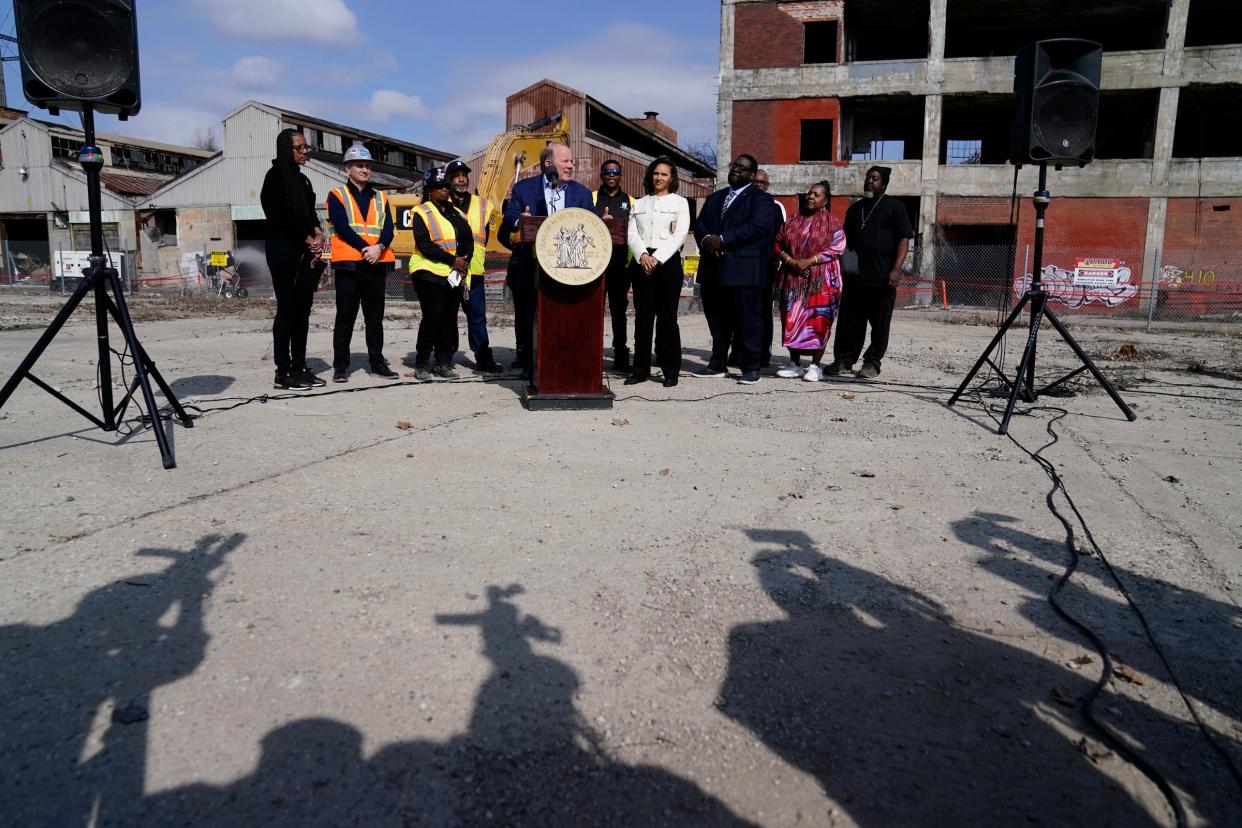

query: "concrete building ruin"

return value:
[718, 0, 1242, 312]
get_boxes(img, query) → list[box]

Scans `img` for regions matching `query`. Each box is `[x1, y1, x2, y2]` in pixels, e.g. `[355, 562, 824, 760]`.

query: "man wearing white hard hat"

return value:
[325, 143, 398, 382]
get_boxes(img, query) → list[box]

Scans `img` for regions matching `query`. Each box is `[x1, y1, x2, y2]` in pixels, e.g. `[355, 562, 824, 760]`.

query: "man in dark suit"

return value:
[499, 142, 593, 380]
[693, 153, 777, 385]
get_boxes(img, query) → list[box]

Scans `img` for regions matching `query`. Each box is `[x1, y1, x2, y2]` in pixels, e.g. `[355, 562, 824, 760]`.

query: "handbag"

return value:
[295, 252, 327, 291]
[840, 249, 860, 278]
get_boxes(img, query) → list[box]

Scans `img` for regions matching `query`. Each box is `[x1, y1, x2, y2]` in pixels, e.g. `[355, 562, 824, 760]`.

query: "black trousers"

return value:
[833, 283, 896, 368]
[414, 275, 463, 365]
[333, 263, 388, 369]
[508, 259, 535, 372]
[604, 256, 631, 352]
[630, 253, 683, 379]
[728, 260, 777, 367]
[266, 239, 316, 372]
[702, 282, 763, 373]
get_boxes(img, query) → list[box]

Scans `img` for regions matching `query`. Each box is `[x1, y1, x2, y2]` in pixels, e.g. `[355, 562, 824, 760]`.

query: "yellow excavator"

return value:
[389, 112, 569, 263]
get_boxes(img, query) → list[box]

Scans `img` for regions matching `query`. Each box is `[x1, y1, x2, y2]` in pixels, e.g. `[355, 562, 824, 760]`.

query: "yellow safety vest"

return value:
[326, 186, 395, 264]
[407, 202, 460, 278]
[593, 189, 634, 265]
[458, 194, 496, 282]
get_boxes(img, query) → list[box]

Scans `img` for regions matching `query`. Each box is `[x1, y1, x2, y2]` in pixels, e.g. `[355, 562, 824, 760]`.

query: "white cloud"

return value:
[100, 105, 224, 147]
[428, 23, 719, 156]
[367, 90, 429, 123]
[229, 57, 286, 91]
[193, 0, 361, 45]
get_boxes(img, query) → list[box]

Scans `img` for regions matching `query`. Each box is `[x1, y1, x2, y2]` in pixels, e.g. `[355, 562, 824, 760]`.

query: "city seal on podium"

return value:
[535, 207, 613, 286]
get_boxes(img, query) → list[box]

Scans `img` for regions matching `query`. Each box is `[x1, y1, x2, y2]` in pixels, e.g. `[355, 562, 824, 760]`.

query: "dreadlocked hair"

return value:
[274, 128, 316, 228]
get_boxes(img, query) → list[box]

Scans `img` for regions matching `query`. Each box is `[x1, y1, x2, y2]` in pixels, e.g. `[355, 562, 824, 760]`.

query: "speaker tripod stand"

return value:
[947, 162, 1137, 434]
[0, 105, 191, 469]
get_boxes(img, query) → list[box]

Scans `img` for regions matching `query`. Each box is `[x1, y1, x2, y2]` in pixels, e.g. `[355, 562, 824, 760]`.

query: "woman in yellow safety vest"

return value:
[408, 167, 475, 380]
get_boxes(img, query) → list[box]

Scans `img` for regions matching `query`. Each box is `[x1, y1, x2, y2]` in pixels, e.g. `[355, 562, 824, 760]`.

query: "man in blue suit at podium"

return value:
[693, 153, 777, 385]
[500, 142, 593, 380]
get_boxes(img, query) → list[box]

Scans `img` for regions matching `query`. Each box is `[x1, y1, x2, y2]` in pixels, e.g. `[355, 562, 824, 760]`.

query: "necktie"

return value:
[721, 189, 738, 214]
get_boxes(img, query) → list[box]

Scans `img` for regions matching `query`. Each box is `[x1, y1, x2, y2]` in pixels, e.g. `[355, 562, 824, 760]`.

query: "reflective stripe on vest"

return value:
[326, 186, 395, 263]
[462, 195, 495, 279]
[407, 202, 459, 278]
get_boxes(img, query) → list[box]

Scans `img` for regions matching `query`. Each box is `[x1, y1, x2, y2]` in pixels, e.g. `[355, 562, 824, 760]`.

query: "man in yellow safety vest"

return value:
[447, 159, 503, 373]
[325, 143, 397, 382]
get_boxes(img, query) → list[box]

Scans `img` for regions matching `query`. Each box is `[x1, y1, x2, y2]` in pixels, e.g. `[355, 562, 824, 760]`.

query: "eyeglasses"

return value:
[292, 145, 311, 153]
[729, 162, 753, 172]
[601, 168, 621, 176]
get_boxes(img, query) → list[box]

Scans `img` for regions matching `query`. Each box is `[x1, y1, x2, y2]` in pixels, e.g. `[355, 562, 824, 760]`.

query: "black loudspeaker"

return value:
[13, 0, 142, 118]
[1009, 39, 1101, 166]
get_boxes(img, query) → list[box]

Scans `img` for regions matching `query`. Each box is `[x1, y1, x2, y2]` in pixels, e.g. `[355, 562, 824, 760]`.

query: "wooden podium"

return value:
[519, 212, 626, 410]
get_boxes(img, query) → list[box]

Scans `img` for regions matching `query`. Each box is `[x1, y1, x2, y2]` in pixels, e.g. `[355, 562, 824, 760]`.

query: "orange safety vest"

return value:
[326, 185, 395, 264]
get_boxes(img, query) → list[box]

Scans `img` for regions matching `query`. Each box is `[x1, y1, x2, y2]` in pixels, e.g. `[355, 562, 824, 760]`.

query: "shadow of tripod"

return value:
[947, 162, 1138, 434]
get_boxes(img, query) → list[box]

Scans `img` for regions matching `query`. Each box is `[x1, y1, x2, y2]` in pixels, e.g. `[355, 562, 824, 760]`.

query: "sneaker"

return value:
[274, 370, 312, 390]
[738, 370, 761, 385]
[695, 364, 728, 378]
[823, 360, 849, 377]
[856, 363, 880, 379]
[776, 364, 805, 379]
[433, 363, 458, 379]
[802, 364, 823, 382]
[414, 366, 433, 381]
[332, 368, 348, 383]
[475, 358, 504, 374]
[370, 362, 399, 379]
[295, 368, 326, 387]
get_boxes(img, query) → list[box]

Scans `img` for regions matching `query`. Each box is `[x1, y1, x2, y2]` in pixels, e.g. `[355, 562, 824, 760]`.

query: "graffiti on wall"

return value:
[1013, 258, 1139, 308]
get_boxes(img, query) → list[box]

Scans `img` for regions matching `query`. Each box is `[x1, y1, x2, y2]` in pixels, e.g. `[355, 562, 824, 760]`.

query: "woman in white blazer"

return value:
[626, 156, 690, 386]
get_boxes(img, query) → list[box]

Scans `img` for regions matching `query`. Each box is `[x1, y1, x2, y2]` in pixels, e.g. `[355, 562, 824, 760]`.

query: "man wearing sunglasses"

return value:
[692, 154, 777, 385]
[592, 159, 635, 372]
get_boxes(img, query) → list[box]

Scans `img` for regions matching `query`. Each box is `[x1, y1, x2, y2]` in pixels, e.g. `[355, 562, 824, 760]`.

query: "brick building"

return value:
[719, 0, 1242, 313]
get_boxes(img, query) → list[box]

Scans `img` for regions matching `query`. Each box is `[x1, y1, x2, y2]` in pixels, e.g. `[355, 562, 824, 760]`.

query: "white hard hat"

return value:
[343, 143, 373, 164]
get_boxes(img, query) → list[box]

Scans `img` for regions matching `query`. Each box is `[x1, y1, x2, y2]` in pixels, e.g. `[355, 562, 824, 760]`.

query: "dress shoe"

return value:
[332, 368, 348, 383]
[370, 362, 399, 379]
[662, 376, 678, 387]
[695, 364, 728, 378]
[738, 370, 761, 385]
[509, 356, 525, 370]
[623, 374, 649, 385]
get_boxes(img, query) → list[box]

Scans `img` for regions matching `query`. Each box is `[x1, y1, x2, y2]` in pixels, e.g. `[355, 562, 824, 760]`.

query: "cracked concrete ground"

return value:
[1, 294, 1240, 826]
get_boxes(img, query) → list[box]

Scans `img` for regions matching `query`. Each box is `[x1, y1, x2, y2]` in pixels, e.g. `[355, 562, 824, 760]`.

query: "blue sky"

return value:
[2, 0, 721, 156]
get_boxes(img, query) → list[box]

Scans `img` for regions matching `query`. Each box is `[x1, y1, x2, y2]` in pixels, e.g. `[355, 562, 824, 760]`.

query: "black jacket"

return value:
[260, 163, 320, 243]
[693, 185, 777, 287]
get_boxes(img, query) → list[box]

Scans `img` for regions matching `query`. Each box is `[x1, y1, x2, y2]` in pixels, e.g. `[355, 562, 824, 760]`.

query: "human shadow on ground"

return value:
[25, 581, 752, 826]
[951, 511, 1242, 822]
[0, 533, 244, 826]
[716, 528, 1188, 826]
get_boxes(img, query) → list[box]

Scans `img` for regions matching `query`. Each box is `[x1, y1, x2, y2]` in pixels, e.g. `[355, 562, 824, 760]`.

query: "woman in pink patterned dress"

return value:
[773, 181, 847, 382]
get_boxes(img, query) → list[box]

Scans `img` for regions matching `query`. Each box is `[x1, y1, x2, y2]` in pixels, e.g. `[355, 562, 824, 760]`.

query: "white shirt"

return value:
[627, 193, 690, 264]
[543, 177, 566, 214]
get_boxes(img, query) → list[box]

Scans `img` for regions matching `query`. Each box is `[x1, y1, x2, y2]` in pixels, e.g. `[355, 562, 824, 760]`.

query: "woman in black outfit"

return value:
[261, 128, 325, 389]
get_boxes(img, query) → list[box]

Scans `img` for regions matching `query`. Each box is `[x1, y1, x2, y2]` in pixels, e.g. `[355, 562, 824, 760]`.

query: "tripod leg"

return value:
[948, 294, 1030, 406]
[0, 277, 92, 410]
[104, 295, 195, 427]
[998, 300, 1047, 435]
[104, 269, 178, 469]
[1043, 308, 1138, 422]
[93, 276, 116, 429]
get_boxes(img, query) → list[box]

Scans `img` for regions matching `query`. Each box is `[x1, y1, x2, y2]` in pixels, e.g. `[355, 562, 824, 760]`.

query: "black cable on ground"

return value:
[971, 395, 1242, 826]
